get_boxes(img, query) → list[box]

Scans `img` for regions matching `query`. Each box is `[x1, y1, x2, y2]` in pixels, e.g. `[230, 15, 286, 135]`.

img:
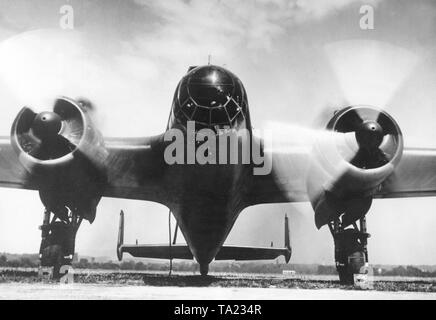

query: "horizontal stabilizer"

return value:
[120, 244, 193, 260]
[119, 243, 290, 262]
[215, 245, 291, 261]
[117, 211, 291, 262]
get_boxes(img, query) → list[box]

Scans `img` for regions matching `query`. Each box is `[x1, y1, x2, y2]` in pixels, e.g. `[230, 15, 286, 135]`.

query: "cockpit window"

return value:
[180, 98, 196, 118]
[210, 107, 229, 124]
[172, 65, 248, 129]
[188, 84, 233, 107]
[192, 106, 210, 124]
[225, 99, 240, 120]
[189, 67, 234, 85]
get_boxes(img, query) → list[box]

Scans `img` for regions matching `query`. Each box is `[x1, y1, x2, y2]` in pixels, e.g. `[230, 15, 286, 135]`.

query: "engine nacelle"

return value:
[11, 97, 108, 222]
[307, 106, 403, 228]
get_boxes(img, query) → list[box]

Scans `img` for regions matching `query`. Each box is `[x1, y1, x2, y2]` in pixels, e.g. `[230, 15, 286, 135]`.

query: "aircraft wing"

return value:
[0, 137, 35, 190]
[244, 144, 436, 207]
[0, 135, 170, 205]
[102, 135, 169, 205]
[3, 132, 436, 208]
[244, 154, 310, 206]
[376, 148, 436, 198]
[243, 135, 310, 206]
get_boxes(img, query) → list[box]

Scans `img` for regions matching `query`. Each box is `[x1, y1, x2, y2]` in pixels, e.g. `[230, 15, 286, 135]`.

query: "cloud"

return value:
[0, 13, 26, 33]
[0, 29, 166, 136]
[133, 0, 380, 55]
[294, 0, 377, 19]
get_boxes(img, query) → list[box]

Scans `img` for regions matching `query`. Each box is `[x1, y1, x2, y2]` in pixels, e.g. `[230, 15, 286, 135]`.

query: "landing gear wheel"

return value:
[337, 266, 353, 285]
[40, 244, 64, 279]
[39, 208, 82, 280]
[337, 251, 366, 285]
[330, 218, 369, 285]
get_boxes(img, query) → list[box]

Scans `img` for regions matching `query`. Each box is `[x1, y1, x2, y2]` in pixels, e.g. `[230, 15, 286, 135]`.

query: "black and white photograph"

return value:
[0, 0, 435, 305]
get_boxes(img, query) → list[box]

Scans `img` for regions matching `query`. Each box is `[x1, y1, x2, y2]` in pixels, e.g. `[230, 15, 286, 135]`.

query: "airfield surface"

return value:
[0, 269, 436, 299]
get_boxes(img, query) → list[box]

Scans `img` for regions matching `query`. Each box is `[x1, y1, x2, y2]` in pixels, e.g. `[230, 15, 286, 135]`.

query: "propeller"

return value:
[328, 106, 401, 170]
[12, 97, 86, 164]
[261, 39, 414, 228]
[261, 39, 415, 192]
[324, 39, 420, 108]
[260, 121, 360, 199]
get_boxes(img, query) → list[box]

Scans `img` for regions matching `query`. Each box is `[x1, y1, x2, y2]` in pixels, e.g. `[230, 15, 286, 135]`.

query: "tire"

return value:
[337, 266, 354, 285]
[348, 251, 366, 274]
[40, 244, 64, 279]
[335, 229, 366, 285]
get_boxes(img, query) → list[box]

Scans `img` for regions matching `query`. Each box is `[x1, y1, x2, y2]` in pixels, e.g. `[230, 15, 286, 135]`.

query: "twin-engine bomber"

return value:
[1, 65, 436, 283]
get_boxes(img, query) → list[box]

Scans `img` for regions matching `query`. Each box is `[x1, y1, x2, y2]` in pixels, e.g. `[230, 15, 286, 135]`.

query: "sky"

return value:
[0, 0, 435, 265]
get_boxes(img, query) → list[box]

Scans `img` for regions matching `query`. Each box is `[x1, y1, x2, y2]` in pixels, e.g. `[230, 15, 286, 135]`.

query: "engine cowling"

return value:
[307, 106, 403, 228]
[11, 97, 108, 222]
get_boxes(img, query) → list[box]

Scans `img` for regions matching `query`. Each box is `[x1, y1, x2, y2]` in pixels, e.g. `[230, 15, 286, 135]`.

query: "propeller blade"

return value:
[262, 121, 359, 162]
[13, 107, 42, 156]
[350, 148, 389, 169]
[376, 112, 397, 136]
[324, 40, 420, 107]
[260, 121, 360, 195]
[15, 107, 37, 134]
[12, 100, 85, 161]
[53, 98, 85, 146]
[333, 108, 363, 133]
[30, 111, 76, 160]
[19, 133, 42, 158]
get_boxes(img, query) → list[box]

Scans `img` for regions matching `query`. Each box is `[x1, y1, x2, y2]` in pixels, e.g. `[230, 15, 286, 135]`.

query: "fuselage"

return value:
[163, 65, 255, 266]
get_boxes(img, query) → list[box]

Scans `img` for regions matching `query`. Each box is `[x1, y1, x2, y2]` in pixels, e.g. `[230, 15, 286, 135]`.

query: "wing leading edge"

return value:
[377, 147, 436, 198]
[0, 137, 35, 190]
[244, 143, 436, 208]
[1, 133, 436, 206]
[0, 134, 170, 205]
[102, 135, 169, 205]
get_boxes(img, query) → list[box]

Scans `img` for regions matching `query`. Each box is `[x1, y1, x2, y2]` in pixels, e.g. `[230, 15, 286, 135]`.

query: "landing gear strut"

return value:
[328, 216, 370, 285]
[39, 207, 82, 278]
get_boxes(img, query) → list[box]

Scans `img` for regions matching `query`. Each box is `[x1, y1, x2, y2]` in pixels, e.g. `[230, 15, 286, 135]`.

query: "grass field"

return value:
[1, 268, 436, 292]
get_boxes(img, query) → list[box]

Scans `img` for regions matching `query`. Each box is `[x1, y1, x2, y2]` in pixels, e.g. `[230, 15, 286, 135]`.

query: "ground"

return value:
[0, 268, 435, 299]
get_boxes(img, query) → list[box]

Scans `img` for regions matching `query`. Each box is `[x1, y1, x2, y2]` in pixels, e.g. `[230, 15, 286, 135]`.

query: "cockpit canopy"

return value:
[170, 65, 249, 130]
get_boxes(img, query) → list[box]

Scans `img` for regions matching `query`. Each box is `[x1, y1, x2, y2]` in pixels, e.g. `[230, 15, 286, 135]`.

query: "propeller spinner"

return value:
[355, 120, 384, 150]
[32, 111, 63, 141]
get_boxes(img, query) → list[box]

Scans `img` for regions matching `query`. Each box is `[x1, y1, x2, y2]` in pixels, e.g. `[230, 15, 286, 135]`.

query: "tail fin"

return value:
[117, 210, 124, 261]
[284, 214, 292, 263]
